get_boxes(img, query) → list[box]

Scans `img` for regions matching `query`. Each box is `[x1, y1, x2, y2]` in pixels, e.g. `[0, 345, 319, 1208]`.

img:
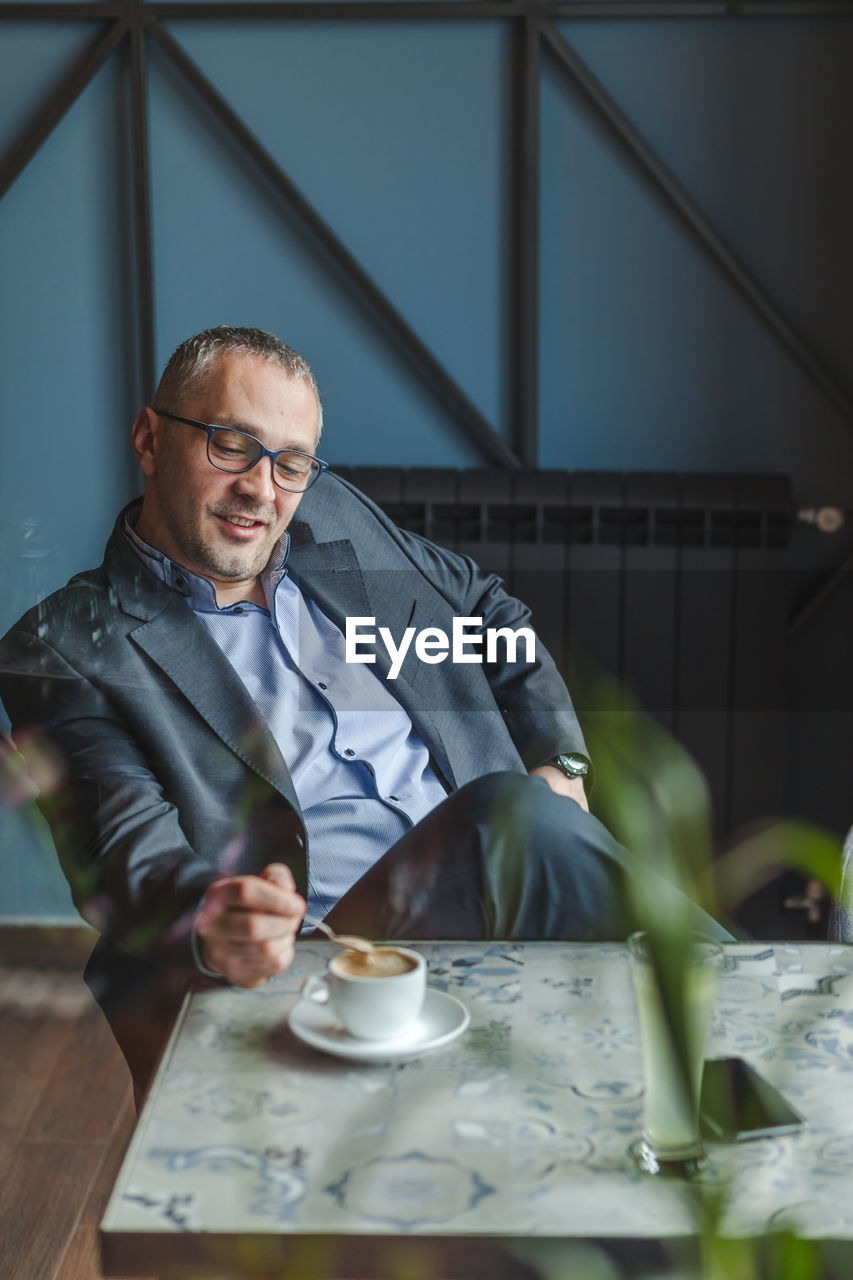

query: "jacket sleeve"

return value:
[458, 562, 590, 774]
[0, 628, 219, 973]
[339, 482, 590, 771]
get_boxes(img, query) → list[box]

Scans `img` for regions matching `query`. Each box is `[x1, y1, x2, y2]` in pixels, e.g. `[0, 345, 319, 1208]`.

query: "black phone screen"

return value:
[699, 1057, 803, 1142]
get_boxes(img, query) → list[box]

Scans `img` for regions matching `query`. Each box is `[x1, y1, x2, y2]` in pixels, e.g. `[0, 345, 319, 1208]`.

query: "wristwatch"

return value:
[549, 752, 591, 782]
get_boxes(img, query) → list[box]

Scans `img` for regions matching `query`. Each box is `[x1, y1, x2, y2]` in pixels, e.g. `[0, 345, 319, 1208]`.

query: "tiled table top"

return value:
[101, 941, 853, 1274]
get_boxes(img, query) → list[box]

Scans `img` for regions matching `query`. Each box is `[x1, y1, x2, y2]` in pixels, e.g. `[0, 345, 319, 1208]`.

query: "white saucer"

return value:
[287, 988, 470, 1063]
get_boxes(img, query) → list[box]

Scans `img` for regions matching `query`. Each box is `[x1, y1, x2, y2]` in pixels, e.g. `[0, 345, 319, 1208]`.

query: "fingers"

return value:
[202, 872, 303, 920]
[261, 862, 296, 890]
[195, 865, 305, 988]
[202, 931, 297, 988]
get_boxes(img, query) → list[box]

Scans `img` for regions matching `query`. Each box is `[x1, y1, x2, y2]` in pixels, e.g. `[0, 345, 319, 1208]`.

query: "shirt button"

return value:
[389, 795, 400, 802]
[318, 681, 327, 690]
[344, 748, 355, 757]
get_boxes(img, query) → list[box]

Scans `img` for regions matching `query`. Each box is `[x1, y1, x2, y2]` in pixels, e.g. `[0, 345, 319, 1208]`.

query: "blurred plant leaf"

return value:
[705, 823, 842, 920]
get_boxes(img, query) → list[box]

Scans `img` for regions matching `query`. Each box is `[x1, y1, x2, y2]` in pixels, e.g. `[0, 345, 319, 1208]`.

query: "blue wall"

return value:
[2, 11, 852, 917]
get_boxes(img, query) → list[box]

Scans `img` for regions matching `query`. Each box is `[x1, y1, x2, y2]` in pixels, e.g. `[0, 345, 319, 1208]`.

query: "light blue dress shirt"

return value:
[124, 520, 448, 921]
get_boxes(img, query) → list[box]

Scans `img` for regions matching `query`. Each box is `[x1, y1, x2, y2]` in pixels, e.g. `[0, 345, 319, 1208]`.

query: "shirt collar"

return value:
[123, 510, 290, 613]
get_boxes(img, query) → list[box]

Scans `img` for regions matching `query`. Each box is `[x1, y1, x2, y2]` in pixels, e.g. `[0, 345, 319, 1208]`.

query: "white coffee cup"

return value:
[300, 946, 426, 1040]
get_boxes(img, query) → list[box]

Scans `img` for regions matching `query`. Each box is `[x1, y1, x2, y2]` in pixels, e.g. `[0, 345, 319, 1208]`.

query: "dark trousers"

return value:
[325, 771, 729, 944]
[117, 772, 729, 1098]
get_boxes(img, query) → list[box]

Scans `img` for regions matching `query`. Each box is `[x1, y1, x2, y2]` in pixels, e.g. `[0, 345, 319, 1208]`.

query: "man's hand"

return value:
[529, 763, 589, 813]
[194, 862, 305, 988]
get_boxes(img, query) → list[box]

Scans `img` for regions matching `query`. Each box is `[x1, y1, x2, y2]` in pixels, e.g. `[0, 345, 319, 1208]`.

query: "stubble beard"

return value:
[182, 524, 275, 581]
[159, 471, 280, 582]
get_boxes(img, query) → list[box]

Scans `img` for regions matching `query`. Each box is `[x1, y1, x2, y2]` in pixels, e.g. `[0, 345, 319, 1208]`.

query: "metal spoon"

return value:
[302, 915, 376, 955]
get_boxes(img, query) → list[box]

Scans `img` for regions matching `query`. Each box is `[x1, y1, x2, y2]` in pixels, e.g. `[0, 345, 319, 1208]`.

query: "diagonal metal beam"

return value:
[790, 545, 853, 636]
[130, 20, 156, 402]
[508, 15, 540, 467]
[148, 19, 521, 467]
[540, 20, 853, 430]
[0, 20, 127, 199]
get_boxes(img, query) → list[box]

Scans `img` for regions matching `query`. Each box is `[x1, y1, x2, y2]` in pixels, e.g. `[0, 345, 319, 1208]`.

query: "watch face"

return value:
[557, 753, 589, 777]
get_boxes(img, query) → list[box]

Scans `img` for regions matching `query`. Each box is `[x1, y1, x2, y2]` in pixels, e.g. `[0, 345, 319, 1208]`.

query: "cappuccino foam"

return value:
[334, 948, 417, 978]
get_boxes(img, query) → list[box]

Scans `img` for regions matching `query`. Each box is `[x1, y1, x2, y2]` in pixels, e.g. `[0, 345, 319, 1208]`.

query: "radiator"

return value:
[335, 467, 793, 840]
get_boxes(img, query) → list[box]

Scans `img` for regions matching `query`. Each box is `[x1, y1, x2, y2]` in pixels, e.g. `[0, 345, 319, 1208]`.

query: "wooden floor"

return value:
[0, 928, 151, 1280]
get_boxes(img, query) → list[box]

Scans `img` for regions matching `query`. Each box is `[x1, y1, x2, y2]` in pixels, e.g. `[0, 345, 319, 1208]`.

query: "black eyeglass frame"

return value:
[153, 408, 329, 493]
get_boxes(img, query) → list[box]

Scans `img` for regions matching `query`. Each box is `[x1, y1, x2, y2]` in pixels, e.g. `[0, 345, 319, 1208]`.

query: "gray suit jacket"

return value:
[0, 474, 587, 1014]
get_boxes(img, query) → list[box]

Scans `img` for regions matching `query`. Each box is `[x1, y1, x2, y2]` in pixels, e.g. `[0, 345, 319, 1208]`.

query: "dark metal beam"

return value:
[152, 1, 524, 13]
[0, 21, 127, 200]
[550, 1, 853, 13]
[5, 0, 852, 16]
[148, 19, 521, 467]
[508, 15, 540, 467]
[540, 20, 853, 432]
[0, 4, 123, 16]
[129, 18, 156, 402]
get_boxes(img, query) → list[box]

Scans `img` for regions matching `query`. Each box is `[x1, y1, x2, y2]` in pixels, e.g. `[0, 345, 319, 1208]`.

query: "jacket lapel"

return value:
[288, 530, 455, 786]
[129, 597, 301, 811]
[286, 535, 372, 628]
[105, 515, 300, 809]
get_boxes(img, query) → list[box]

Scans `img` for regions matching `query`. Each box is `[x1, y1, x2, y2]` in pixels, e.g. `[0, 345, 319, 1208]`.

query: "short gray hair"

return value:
[153, 326, 323, 438]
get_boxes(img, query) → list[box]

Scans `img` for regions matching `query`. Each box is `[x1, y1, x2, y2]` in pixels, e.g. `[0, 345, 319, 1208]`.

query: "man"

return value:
[0, 326, 725, 1091]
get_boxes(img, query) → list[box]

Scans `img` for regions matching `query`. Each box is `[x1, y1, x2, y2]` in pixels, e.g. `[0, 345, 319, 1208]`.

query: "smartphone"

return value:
[699, 1057, 803, 1142]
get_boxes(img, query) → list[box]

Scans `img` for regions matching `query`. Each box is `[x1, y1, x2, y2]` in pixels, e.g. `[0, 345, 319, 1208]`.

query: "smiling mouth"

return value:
[216, 513, 267, 536]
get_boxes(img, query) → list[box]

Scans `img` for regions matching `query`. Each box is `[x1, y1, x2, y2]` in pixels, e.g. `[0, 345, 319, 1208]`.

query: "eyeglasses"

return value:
[153, 409, 328, 493]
